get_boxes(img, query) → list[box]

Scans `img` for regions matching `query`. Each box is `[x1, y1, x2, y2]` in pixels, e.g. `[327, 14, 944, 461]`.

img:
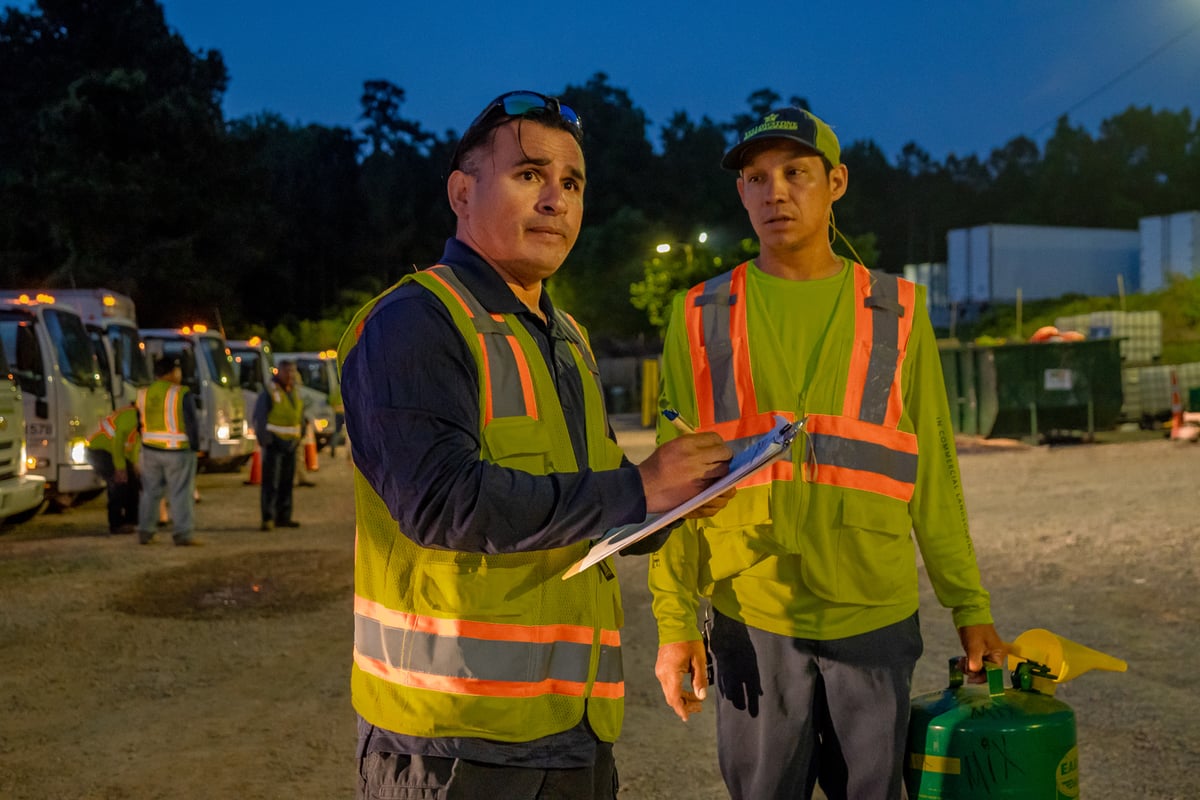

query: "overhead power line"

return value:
[1033, 13, 1200, 137]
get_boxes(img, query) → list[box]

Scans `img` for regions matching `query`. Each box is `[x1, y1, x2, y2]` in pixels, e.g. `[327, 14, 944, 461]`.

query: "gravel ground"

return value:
[0, 422, 1196, 799]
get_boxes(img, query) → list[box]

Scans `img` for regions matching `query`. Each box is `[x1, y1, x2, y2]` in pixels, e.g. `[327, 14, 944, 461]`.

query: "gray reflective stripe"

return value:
[809, 432, 918, 484]
[860, 271, 903, 424]
[265, 423, 301, 436]
[554, 310, 604, 404]
[693, 272, 740, 424]
[355, 614, 622, 687]
[430, 267, 529, 420]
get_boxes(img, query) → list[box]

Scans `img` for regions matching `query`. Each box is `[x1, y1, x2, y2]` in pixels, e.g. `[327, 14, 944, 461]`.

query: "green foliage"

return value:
[631, 236, 755, 332]
[2, 5, 1198, 351]
[961, 274, 1200, 364]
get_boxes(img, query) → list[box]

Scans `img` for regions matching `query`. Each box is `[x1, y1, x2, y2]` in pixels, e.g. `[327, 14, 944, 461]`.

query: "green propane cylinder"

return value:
[905, 659, 1077, 799]
[906, 629, 1127, 800]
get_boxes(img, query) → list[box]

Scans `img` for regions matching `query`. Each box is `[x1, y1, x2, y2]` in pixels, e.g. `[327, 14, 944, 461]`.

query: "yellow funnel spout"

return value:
[1007, 628, 1127, 685]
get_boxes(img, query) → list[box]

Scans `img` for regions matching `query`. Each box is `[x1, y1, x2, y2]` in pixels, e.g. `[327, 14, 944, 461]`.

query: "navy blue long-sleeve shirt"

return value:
[343, 238, 648, 553]
[344, 238, 654, 767]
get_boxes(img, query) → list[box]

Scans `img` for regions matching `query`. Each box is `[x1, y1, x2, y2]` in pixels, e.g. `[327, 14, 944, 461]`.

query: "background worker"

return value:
[137, 356, 200, 546]
[649, 106, 1006, 800]
[85, 401, 141, 534]
[252, 359, 303, 530]
[339, 89, 734, 800]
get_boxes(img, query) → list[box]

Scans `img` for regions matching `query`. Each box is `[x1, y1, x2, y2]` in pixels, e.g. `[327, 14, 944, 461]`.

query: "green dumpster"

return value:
[973, 338, 1124, 439]
[937, 340, 978, 436]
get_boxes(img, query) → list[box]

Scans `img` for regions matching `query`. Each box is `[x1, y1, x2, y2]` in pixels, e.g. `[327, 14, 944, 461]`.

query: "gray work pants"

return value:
[137, 447, 197, 543]
[709, 610, 923, 800]
[357, 749, 618, 800]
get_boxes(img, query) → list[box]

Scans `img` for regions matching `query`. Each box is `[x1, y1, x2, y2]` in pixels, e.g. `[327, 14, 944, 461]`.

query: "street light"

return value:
[655, 232, 709, 270]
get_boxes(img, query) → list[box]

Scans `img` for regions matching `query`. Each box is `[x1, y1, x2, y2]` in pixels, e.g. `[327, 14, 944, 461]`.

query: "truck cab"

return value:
[273, 350, 342, 452]
[0, 294, 110, 507]
[228, 337, 275, 445]
[0, 343, 48, 523]
[42, 288, 152, 409]
[140, 324, 253, 471]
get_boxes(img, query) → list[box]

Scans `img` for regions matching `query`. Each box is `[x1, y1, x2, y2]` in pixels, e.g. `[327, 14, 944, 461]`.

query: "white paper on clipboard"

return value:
[563, 415, 799, 579]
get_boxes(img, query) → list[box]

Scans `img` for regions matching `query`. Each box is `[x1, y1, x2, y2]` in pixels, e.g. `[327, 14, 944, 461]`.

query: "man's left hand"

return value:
[957, 623, 1008, 682]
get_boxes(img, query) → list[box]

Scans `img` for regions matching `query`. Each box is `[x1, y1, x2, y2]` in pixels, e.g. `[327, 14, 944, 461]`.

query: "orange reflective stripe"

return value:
[844, 264, 875, 418]
[805, 413, 918, 454]
[727, 265, 759, 418]
[685, 282, 716, 426]
[425, 268, 538, 423]
[353, 650, 618, 699]
[886, 279, 917, 427]
[804, 463, 914, 502]
[502, 330, 538, 418]
[425, 267, 474, 319]
[356, 596, 618, 647]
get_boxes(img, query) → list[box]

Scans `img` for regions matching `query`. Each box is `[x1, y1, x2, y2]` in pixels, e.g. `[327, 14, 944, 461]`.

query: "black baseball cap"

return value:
[721, 106, 841, 171]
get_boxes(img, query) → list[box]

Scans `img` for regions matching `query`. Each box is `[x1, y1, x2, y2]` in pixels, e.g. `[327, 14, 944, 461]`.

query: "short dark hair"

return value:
[154, 356, 180, 377]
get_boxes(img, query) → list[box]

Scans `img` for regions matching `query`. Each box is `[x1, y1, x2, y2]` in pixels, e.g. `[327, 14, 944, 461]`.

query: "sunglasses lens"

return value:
[497, 93, 582, 135]
[500, 93, 550, 117]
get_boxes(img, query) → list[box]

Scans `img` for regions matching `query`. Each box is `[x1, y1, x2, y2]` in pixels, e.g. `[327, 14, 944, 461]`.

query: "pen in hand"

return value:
[662, 408, 696, 435]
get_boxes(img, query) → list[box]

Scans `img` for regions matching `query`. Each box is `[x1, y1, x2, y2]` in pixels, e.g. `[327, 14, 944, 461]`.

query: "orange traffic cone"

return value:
[303, 429, 319, 473]
[244, 447, 262, 485]
[1168, 370, 1199, 441]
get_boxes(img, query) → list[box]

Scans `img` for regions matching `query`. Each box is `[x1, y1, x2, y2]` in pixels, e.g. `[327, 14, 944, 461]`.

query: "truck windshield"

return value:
[232, 349, 269, 392]
[200, 337, 237, 388]
[44, 309, 101, 388]
[109, 324, 152, 386]
[295, 358, 330, 394]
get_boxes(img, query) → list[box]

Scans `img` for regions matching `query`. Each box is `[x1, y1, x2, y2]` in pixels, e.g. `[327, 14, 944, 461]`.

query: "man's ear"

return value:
[447, 169, 472, 217]
[829, 164, 849, 202]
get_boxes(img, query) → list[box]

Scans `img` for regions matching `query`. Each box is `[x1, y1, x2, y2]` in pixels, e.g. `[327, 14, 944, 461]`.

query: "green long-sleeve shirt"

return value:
[649, 259, 993, 643]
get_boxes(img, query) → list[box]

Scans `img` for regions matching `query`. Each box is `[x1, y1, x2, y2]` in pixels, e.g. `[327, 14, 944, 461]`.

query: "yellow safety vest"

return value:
[87, 405, 141, 467]
[681, 261, 920, 602]
[338, 264, 628, 743]
[137, 381, 190, 451]
[265, 384, 303, 439]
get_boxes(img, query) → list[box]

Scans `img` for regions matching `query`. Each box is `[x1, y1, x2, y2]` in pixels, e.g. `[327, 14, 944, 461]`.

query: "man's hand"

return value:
[637, 433, 733, 514]
[958, 623, 1008, 682]
[654, 640, 708, 722]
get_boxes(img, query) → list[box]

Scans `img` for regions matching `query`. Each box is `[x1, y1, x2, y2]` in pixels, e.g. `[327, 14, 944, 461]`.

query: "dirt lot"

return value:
[1, 421, 1197, 799]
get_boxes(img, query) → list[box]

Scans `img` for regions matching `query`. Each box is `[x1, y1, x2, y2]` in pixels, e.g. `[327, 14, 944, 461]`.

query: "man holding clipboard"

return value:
[647, 107, 1005, 800]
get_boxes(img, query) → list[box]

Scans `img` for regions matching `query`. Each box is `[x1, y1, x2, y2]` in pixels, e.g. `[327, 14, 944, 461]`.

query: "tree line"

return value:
[2, 0, 1197, 350]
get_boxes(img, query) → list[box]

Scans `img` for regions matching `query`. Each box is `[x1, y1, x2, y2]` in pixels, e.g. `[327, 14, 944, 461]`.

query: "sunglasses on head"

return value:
[449, 91, 583, 171]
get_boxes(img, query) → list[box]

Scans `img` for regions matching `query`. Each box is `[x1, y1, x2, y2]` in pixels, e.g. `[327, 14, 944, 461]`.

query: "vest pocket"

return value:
[829, 495, 916, 604]
[482, 416, 553, 474]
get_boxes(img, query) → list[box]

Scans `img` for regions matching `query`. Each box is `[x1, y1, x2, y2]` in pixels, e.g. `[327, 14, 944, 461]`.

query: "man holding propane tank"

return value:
[648, 105, 1007, 800]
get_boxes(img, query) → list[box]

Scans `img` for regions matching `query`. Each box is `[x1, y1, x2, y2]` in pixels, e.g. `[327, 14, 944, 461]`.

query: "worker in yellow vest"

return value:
[649, 106, 1007, 800]
[340, 89, 735, 799]
[85, 402, 141, 534]
[252, 359, 303, 530]
[136, 356, 200, 546]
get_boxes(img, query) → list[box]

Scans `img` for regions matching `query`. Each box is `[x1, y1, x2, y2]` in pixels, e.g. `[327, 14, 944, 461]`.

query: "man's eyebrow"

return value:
[512, 156, 586, 183]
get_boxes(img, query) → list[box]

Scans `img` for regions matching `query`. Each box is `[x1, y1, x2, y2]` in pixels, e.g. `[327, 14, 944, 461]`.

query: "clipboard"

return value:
[563, 415, 799, 579]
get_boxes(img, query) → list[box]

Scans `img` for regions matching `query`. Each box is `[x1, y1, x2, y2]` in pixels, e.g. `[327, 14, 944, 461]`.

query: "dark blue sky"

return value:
[159, 0, 1200, 161]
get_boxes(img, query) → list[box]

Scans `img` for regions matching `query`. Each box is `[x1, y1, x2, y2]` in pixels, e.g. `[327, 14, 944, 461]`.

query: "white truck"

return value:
[228, 336, 275, 446]
[0, 342, 49, 524]
[273, 350, 342, 452]
[0, 293, 110, 508]
[140, 324, 254, 471]
[29, 288, 153, 409]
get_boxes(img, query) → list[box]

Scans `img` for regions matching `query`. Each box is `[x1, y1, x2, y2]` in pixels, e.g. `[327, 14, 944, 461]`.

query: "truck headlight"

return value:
[216, 423, 231, 440]
[69, 437, 88, 465]
[314, 418, 329, 433]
